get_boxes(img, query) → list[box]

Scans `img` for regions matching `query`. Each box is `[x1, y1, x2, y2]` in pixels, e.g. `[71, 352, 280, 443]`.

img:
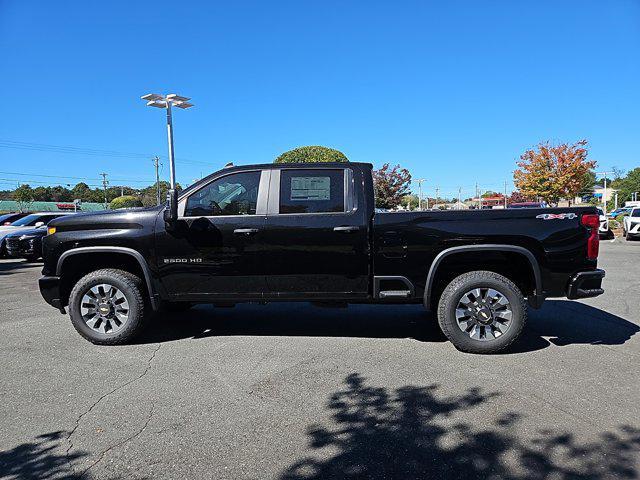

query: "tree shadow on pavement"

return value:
[279, 373, 640, 480]
[0, 430, 87, 479]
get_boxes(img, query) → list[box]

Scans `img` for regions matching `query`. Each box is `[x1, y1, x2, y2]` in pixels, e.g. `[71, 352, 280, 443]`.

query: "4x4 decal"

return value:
[535, 213, 577, 220]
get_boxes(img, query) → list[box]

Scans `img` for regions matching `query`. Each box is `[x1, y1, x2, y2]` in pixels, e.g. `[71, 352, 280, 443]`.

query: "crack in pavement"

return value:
[65, 343, 162, 466]
[80, 402, 156, 478]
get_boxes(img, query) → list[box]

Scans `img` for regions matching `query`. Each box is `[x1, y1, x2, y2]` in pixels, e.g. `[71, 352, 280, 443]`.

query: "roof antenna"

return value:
[224, 162, 234, 169]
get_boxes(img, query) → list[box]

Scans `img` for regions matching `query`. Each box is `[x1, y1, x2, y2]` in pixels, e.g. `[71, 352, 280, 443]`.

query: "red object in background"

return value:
[56, 203, 80, 211]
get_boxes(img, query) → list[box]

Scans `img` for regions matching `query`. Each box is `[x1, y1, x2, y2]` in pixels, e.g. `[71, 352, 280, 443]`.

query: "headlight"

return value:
[47, 227, 56, 235]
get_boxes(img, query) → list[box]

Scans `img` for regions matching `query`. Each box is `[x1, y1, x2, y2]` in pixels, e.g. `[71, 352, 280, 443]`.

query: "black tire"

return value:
[68, 269, 146, 345]
[437, 271, 527, 354]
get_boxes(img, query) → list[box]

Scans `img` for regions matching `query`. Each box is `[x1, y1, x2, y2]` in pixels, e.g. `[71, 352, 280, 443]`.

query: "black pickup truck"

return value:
[39, 162, 604, 353]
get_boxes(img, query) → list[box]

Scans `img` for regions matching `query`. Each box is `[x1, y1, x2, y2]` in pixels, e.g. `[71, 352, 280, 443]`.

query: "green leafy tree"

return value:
[32, 186, 51, 201]
[401, 194, 419, 210]
[614, 167, 640, 205]
[110, 195, 143, 209]
[373, 163, 411, 209]
[71, 182, 94, 202]
[13, 184, 34, 211]
[275, 146, 348, 164]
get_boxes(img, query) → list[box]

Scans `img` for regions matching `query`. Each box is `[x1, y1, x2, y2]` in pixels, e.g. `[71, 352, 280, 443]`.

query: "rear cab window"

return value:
[278, 169, 346, 214]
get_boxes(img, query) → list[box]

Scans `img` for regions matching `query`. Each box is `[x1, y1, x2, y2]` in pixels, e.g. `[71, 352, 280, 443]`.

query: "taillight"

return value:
[581, 213, 599, 260]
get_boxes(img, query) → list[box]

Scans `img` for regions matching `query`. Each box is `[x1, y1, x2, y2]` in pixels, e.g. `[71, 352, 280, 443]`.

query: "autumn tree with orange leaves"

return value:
[513, 140, 596, 205]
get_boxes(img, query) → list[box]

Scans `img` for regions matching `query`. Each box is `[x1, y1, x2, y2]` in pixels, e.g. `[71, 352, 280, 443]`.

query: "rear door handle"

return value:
[333, 226, 360, 233]
[233, 228, 259, 235]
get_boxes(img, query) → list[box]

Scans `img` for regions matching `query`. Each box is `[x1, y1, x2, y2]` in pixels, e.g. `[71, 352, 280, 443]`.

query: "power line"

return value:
[0, 139, 215, 167]
[0, 170, 152, 184]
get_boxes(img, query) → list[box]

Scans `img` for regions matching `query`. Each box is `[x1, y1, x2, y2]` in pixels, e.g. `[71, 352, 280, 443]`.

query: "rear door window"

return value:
[279, 169, 345, 214]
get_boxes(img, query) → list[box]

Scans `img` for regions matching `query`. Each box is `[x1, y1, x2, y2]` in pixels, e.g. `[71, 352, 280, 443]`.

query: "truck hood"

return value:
[48, 206, 163, 232]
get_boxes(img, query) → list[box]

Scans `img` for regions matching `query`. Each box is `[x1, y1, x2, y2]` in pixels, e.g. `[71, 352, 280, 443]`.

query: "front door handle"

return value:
[233, 228, 259, 235]
[333, 226, 360, 233]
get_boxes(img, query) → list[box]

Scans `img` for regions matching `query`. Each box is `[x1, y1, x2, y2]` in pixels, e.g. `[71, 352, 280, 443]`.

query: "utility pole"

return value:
[475, 183, 480, 209]
[100, 172, 109, 209]
[504, 180, 508, 208]
[120, 185, 124, 197]
[614, 192, 618, 209]
[153, 156, 161, 206]
[416, 179, 426, 211]
[597, 171, 609, 213]
[458, 187, 462, 210]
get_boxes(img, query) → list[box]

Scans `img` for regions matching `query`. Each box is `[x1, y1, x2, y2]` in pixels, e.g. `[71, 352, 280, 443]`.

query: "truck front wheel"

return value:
[68, 269, 147, 345]
[437, 271, 526, 354]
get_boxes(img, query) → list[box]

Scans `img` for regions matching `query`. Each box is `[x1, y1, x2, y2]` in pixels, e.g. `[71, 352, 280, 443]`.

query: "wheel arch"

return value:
[56, 246, 158, 310]
[423, 244, 543, 310]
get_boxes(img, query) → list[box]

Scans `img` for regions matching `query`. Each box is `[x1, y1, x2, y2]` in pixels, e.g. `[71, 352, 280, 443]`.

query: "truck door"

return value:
[260, 167, 369, 299]
[155, 169, 269, 300]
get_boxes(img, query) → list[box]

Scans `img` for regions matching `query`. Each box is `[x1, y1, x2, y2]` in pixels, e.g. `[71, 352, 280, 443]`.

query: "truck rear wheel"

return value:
[68, 269, 146, 345]
[437, 271, 526, 354]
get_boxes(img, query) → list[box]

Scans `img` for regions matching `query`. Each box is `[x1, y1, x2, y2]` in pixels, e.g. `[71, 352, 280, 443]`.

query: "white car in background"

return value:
[623, 207, 640, 240]
[597, 208, 609, 238]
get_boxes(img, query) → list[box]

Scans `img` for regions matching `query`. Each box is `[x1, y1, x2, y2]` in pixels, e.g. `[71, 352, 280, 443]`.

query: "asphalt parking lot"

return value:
[0, 240, 639, 480]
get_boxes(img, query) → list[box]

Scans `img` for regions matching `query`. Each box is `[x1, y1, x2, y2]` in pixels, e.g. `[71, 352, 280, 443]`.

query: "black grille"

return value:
[5, 237, 20, 250]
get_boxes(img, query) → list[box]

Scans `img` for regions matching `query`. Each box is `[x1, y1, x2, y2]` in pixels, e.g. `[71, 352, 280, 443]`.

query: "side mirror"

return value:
[34, 222, 45, 228]
[163, 189, 178, 227]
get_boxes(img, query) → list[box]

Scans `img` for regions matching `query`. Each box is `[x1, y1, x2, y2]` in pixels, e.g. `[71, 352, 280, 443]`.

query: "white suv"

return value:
[623, 207, 640, 240]
[597, 208, 610, 238]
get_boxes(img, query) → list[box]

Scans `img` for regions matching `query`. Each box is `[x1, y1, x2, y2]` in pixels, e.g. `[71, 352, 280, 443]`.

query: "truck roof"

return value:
[182, 162, 373, 196]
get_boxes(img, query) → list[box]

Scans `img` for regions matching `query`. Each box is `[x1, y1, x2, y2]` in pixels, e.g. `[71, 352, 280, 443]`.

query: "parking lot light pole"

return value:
[140, 93, 193, 191]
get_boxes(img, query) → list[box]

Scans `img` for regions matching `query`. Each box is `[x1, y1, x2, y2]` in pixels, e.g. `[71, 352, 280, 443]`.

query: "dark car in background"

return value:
[0, 212, 29, 226]
[5, 226, 49, 261]
[0, 212, 72, 257]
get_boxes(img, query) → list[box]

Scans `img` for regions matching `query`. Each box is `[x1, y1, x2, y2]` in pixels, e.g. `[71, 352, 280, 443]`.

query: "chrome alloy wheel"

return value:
[80, 283, 130, 334]
[455, 287, 513, 341]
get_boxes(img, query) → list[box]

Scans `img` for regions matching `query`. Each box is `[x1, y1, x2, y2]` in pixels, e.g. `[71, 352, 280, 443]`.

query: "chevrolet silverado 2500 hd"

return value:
[39, 162, 605, 353]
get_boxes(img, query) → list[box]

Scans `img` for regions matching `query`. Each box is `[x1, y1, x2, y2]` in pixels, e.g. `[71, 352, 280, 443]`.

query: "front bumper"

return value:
[39, 275, 64, 312]
[566, 269, 605, 299]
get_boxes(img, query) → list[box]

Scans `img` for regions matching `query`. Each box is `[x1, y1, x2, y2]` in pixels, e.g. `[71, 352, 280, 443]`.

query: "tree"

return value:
[401, 194, 419, 210]
[614, 167, 640, 204]
[513, 139, 596, 205]
[110, 195, 143, 210]
[139, 181, 182, 207]
[508, 191, 530, 204]
[13, 184, 34, 211]
[372, 163, 411, 209]
[71, 182, 92, 201]
[275, 146, 348, 164]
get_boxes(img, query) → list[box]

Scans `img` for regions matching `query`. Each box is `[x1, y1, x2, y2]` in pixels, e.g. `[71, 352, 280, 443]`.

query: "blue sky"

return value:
[1, 0, 639, 199]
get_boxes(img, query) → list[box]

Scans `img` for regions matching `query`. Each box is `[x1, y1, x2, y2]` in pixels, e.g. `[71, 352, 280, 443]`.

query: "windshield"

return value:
[8, 214, 42, 226]
[633, 209, 640, 218]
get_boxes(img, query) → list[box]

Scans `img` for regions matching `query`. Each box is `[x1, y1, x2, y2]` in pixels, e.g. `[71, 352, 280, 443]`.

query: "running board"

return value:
[374, 276, 415, 300]
[378, 290, 411, 299]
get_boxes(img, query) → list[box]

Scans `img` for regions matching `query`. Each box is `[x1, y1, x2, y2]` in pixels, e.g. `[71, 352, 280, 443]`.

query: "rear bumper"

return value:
[39, 275, 64, 311]
[566, 269, 605, 299]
